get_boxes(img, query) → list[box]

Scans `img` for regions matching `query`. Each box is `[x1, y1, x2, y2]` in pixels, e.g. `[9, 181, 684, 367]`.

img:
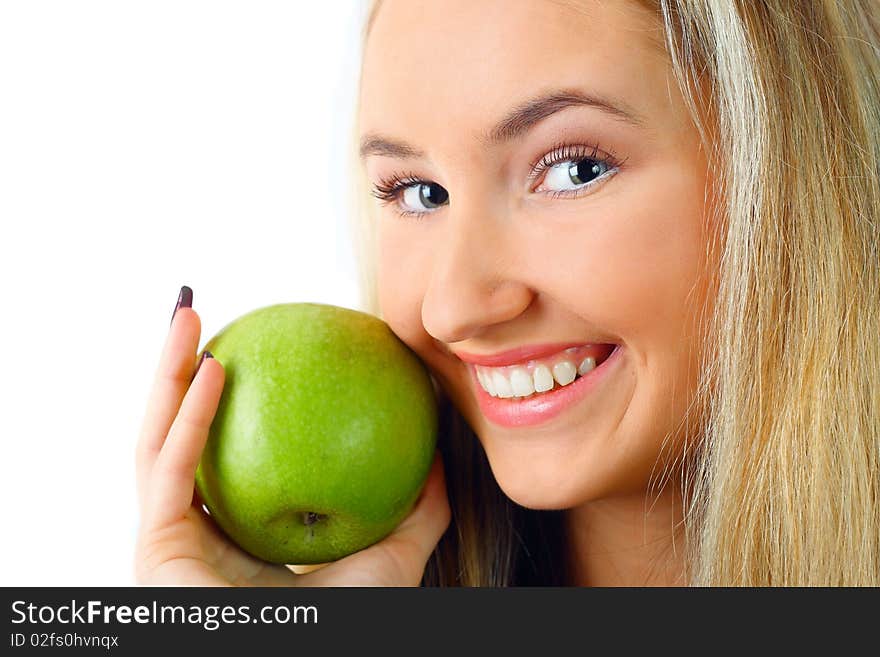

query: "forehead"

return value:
[359, 0, 672, 140]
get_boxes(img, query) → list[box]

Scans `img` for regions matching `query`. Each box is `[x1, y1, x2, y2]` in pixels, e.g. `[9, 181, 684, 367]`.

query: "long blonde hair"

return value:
[349, 0, 880, 586]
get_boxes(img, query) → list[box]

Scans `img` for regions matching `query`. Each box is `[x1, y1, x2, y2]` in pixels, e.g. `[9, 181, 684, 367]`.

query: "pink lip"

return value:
[469, 345, 623, 428]
[454, 342, 610, 367]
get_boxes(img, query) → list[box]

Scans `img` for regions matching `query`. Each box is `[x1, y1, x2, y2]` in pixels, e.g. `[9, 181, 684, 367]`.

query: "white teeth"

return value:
[552, 361, 577, 386]
[578, 357, 596, 376]
[477, 368, 495, 396]
[509, 367, 535, 397]
[475, 350, 604, 398]
[491, 370, 515, 398]
[533, 364, 554, 393]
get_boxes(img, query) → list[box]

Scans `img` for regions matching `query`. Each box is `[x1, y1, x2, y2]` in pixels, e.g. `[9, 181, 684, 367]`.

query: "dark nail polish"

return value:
[171, 285, 193, 326]
[193, 350, 213, 381]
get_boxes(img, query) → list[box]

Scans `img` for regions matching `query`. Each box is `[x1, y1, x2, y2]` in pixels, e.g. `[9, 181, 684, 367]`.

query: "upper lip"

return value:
[452, 342, 614, 367]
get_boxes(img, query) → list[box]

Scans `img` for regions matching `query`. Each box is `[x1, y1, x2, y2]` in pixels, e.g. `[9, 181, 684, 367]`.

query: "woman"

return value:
[135, 0, 880, 586]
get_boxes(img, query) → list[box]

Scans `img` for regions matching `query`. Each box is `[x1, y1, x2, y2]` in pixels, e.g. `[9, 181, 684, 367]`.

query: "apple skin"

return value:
[194, 303, 438, 565]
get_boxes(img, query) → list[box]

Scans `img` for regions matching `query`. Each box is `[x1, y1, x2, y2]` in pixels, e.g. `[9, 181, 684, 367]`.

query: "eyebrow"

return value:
[359, 88, 646, 160]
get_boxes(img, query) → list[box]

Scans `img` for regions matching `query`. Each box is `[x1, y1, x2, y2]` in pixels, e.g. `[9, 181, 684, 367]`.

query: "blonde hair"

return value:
[349, 0, 880, 585]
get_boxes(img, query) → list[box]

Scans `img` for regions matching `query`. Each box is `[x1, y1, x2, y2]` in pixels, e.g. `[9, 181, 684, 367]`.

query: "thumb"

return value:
[295, 451, 451, 586]
[367, 450, 451, 584]
[387, 450, 451, 556]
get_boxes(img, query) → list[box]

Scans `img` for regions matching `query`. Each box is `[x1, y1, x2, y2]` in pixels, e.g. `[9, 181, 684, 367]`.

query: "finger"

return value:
[144, 355, 225, 532]
[136, 302, 202, 507]
[137, 305, 201, 468]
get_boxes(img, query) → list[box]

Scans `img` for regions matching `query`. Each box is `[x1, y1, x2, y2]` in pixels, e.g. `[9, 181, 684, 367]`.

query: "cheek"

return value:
[596, 161, 712, 476]
[524, 161, 711, 492]
[540, 160, 710, 356]
[376, 223, 432, 346]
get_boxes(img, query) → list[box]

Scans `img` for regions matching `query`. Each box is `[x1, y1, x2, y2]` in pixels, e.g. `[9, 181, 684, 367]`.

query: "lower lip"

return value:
[469, 345, 623, 428]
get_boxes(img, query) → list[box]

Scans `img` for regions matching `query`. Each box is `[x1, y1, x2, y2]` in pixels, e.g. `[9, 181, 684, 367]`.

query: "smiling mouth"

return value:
[472, 344, 617, 399]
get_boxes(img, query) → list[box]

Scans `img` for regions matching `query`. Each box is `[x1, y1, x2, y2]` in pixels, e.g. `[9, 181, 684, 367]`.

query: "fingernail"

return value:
[193, 350, 213, 380]
[171, 285, 193, 326]
[198, 350, 214, 371]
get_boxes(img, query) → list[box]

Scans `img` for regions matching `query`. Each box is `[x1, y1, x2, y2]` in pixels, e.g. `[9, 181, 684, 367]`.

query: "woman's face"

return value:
[358, 0, 717, 509]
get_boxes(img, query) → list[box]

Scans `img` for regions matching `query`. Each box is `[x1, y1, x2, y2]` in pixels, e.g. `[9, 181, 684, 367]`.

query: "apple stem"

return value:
[303, 512, 321, 526]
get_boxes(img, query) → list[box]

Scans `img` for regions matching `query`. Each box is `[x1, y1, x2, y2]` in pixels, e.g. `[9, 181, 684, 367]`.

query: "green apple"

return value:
[194, 302, 438, 565]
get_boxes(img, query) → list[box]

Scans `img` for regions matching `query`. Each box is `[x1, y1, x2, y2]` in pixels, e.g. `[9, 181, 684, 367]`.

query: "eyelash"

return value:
[370, 141, 628, 219]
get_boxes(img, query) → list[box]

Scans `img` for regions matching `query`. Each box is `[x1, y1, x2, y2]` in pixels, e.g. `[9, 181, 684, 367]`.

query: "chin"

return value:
[482, 449, 599, 511]
[499, 486, 577, 511]
[497, 481, 587, 511]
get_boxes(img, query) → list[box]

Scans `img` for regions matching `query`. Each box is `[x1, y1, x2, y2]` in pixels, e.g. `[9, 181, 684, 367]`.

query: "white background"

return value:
[0, 1, 370, 585]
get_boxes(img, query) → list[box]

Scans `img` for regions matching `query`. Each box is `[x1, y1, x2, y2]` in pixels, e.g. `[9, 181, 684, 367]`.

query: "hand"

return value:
[134, 288, 451, 586]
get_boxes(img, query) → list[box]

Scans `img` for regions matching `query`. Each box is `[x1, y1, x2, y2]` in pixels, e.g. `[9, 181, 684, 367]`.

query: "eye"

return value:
[371, 173, 449, 218]
[531, 142, 625, 199]
[401, 181, 449, 212]
[541, 158, 611, 192]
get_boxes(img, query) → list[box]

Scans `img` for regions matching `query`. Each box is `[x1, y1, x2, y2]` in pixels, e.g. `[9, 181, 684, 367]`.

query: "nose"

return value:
[420, 199, 534, 345]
